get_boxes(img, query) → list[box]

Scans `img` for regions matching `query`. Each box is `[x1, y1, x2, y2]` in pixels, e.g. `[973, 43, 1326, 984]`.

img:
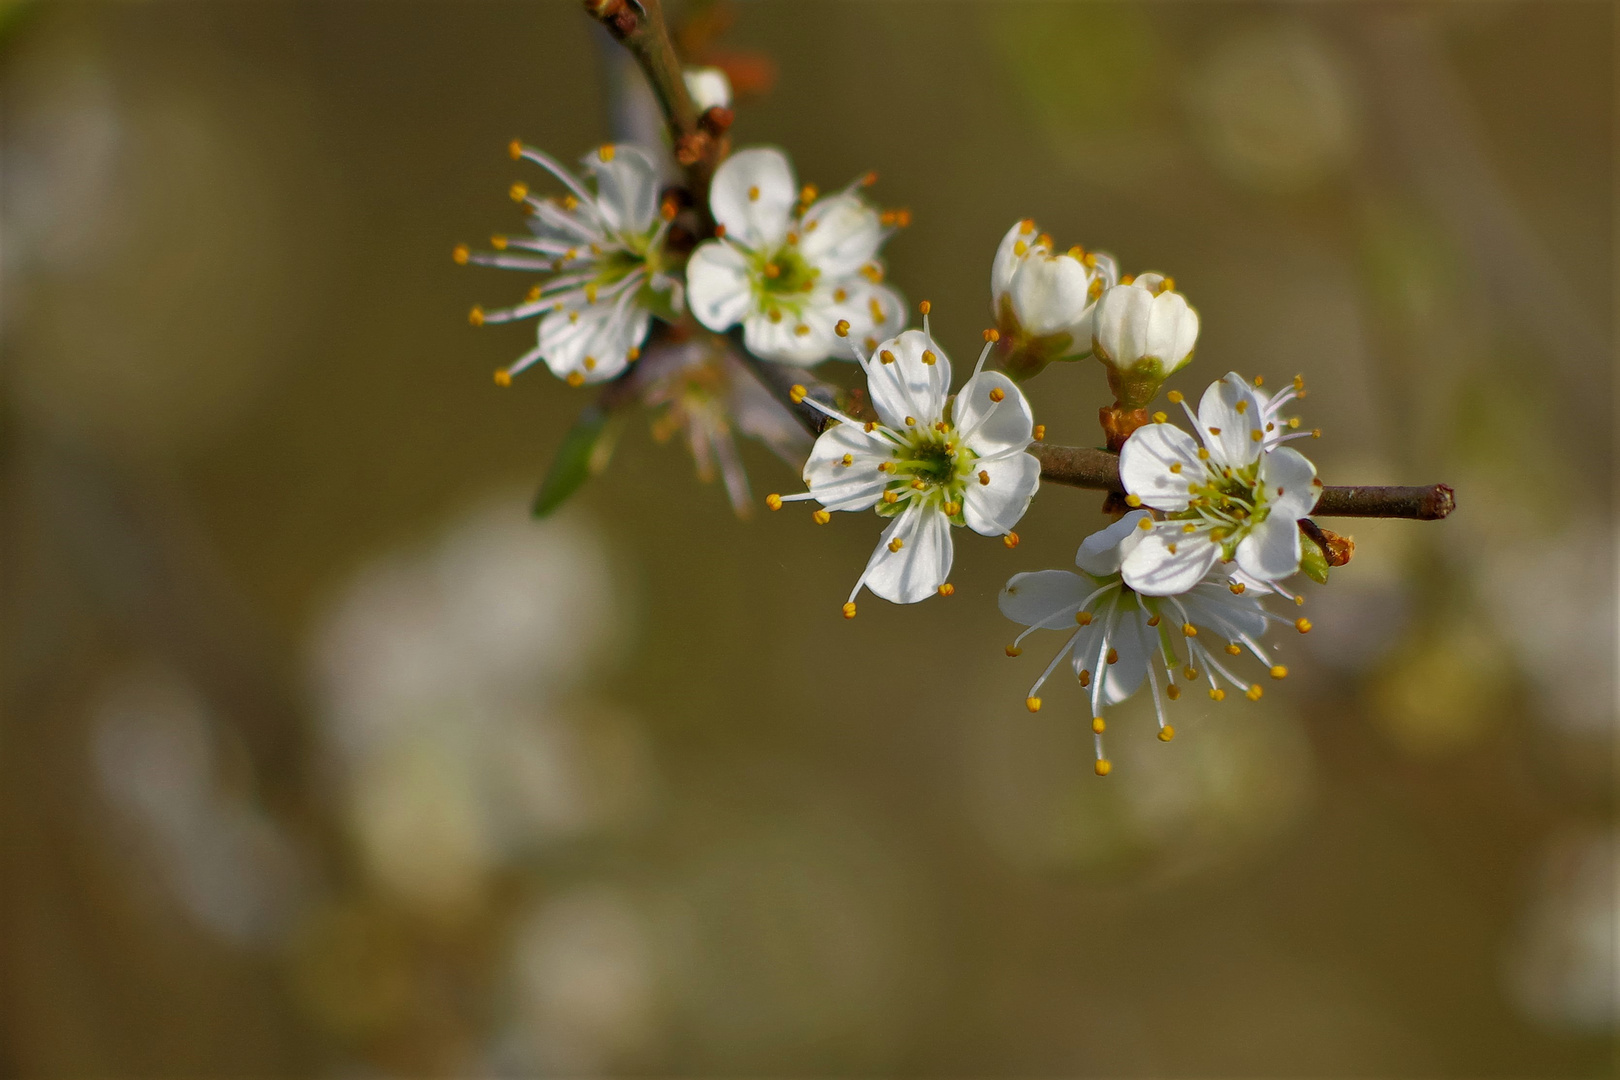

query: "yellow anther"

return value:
[789, 384, 808, 403]
[1092, 717, 1106, 733]
[1226, 643, 1241, 655]
[1169, 462, 1182, 474]
[860, 170, 878, 186]
[883, 491, 899, 504]
[835, 319, 851, 337]
[509, 182, 529, 202]
[508, 139, 524, 160]
[834, 288, 848, 302]
[879, 349, 896, 364]
[1295, 595, 1306, 606]
[1295, 617, 1313, 634]
[1246, 684, 1264, 701]
[812, 510, 831, 525]
[1166, 684, 1181, 701]
[766, 493, 783, 511]
[585, 284, 598, 304]
[864, 421, 877, 432]
[566, 371, 585, 387]
[526, 284, 544, 302]
[1197, 448, 1210, 460]
[1182, 523, 1196, 533]
[989, 387, 1005, 403]
[800, 183, 818, 203]
[1026, 696, 1042, 713]
[627, 346, 641, 361]
[1293, 374, 1305, 390]
[1182, 623, 1197, 637]
[597, 144, 615, 161]
[1208, 426, 1222, 436]
[764, 262, 781, 278]
[843, 601, 858, 619]
[841, 454, 854, 467]
[1076, 611, 1092, 626]
[1005, 644, 1022, 657]
[1036, 233, 1052, 248]
[493, 369, 512, 387]
[785, 231, 799, 245]
[1068, 245, 1084, 258]
[944, 501, 961, 516]
[491, 235, 508, 250]
[1003, 532, 1020, 549]
[1079, 669, 1092, 686]
[563, 195, 579, 211]
[1019, 218, 1036, 234]
[979, 470, 991, 485]
[1094, 759, 1112, 777]
[1210, 688, 1226, 701]
[1033, 424, 1046, 441]
[983, 328, 1001, 342]
[714, 224, 727, 238]
[1167, 390, 1184, 404]
[1138, 517, 1152, 531]
[468, 305, 485, 326]
[1184, 666, 1198, 680]
[911, 478, 926, 490]
[1146, 614, 1161, 627]
[1013, 240, 1028, 257]
[1122, 494, 1142, 508]
[1152, 411, 1168, 424]
[1120, 273, 1135, 285]
[453, 244, 470, 264]
[1311, 429, 1322, 438]
[1159, 276, 1175, 294]
[869, 297, 884, 322]
[938, 583, 954, 596]
[795, 324, 811, 337]
[583, 356, 597, 370]
[904, 416, 915, 426]
[1251, 429, 1264, 442]
[1158, 726, 1175, 742]
[1270, 665, 1288, 680]
[1167, 543, 1178, 554]
[1235, 400, 1248, 414]
[747, 184, 760, 201]
[1229, 581, 1246, 594]
[1106, 647, 1119, 664]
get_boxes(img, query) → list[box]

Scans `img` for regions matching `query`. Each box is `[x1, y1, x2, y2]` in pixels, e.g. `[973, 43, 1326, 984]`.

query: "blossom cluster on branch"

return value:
[453, 4, 1452, 774]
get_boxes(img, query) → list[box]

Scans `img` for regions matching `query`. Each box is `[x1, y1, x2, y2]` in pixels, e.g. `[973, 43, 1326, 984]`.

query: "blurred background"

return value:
[1, 1, 1614, 1075]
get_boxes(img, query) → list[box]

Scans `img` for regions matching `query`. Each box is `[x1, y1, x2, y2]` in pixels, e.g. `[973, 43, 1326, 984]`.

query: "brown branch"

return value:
[585, 0, 725, 214]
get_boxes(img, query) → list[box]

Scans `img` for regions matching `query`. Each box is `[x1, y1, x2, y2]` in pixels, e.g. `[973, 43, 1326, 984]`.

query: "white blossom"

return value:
[770, 312, 1040, 611]
[686, 147, 906, 365]
[683, 67, 732, 112]
[990, 218, 1118, 377]
[1117, 371, 1322, 597]
[460, 143, 681, 386]
[1000, 510, 1309, 774]
[1091, 272, 1200, 407]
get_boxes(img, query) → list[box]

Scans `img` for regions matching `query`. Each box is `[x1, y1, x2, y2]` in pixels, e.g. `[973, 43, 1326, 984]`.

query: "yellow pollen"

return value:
[764, 263, 781, 279]
[1068, 245, 1084, 258]
[583, 356, 597, 370]
[870, 298, 884, 322]
[597, 144, 615, 162]
[1026, 697, 1042, 713]
[785, 231, 799, 245]
[935, 422, 948, 432]
[1076, 611, 1092, 626]
[1296, 595, 1307, 606]
[1167, 543, 1178, 554]
[834, 319, 851, 337]
[922, 350, 937, 366]
[1235, 400, 1248, 414]
[1153, 411, 1168, 423]
[1159, 276, 1176, 293]
[468, 305, 485, 326]
[1106, 647, 1119, 665]
[1013, 241, 1028, 257]
[944, 501, 961, 515]
[812, 509, 831, 525]
[865, 421, 877, 432]
[843, 601, 858, 619]
[834, 288, 848, 303]
[1197, 448, 1210, 460]
[880, 349, 896, 365]
[566, 371, 585, 387]
[1003, 532, 1020, 548]
[491, 235, 508, 250]
[1251, 429, 1264, 442]
[1091, 717, 1105, 733]
[493, 369, 512, 387]
[1229, 582, 1246, 594]
[526, 285, 543, 301]
[1184, 666, 1198, 680]
[1295, 617, 1313, 633]
[989, 387, 1005, 403]
[800, 183, 818, 203]
[841, 454, 854, 466]
[563, 195, 579, 211]
[1169, 462, 1182, 474]
[1182, 623, 1197, 637]
[789, 384, 807, 403]
[905, 416, 916, 426]
[767, 309, 782, 323]
[1167, 390, 1184, 403]
[911, 479, 926, 490]
[765, 493, 783, 511]
[1293, 374, 1305, 390]
[1312, 429, 1322, 438]
[1226, 643, 1241, 655]
[1166, 684, 1181, 701]
[1210, 688, 1226, 701]
[1182, 523, 1196, 533]
[585, 284, 598, 304]
[1208, 426, 1222, 435]
[509, 182, 528, 202]
[1270, 665, 1288, 679]
[1006, 644, 1022, 657]
[1079, 669, 1091, 686]
[1121, 273, 1135, 285]
[453, 244, 470, 264]
[1138, 518, 1152, 531]
[1033, 424, 1046, 441]
[747, 184, 760, 201]
[1158, 726, 1175, 742]
[939, 582, 955, 596]
[1146, 614, 1160, 627]
[1037, 233, 1052, 247]
[1094, 760, 1112, 777]
[627, 346, 641, 361]
[919, 300, 931, 315]
[1019, 218, 1035, 234]
[888, 537, 904, 553]
[861, 170, 878, 186]
[979, 470, 991, 485]
[508, 139, 524, 160]
[1246, 684, 1264, 701]
[883, 491, 899, 504]
[795, 324, 810, 336]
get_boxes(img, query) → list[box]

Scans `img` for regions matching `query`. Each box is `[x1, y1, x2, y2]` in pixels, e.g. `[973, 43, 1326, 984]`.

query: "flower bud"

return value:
[683, 67, 733, 112]
[1091, 274, 1199, 408]
[989, 220, 1113, 380]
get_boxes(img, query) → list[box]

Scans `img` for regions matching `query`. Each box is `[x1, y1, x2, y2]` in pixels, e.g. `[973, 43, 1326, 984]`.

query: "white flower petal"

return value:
[955, 371, 1034, 459]
[1091, 282, 1154, 367]
[1009, 252, 1092, 339]
[1197, 372, 1264, 468]
[582, 144, 661, 236]
[709, 146, 796, 249]
[683, 67, 732, 112]
[861, 503, 953, 604]
[1120, 528, 1222, 596]
[963, 452, 1040, 536]
[1075, 510, 1151, 576]
[803, 423, 889, 512]
[864, 328, 950, 429]
[1144, 290, 1199, 375]
[1179, 579, 1270, 642]
[990, 220, 1031, 302]
[999, 569, 1091, 629]
[1258, 445, 1322, 519]
[798, 194, 884, 278]
[686, 240, 755, 332]
[1101, 611, 1150, 703]
[1119, 421, 1203, 511]
[538, 303, 640, 383]
[816, 279, 905, 350]
[1234, 516, 1301, 583]
[742, 311, 828, 364]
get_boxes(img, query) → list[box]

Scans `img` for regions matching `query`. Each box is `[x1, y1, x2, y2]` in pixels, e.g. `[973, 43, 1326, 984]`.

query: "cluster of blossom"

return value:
[457, 83, 1328, 774]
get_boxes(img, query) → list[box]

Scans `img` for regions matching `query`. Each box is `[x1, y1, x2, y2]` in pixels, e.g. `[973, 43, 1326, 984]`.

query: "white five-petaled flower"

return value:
[460, 142, 681, 387]
[686, 147, 907, 365]
[1000, 510, 1310, 775]
[990, 218, 1118, 379]
[769, 312, 1041, 611]
[1091, 272, 1200, 408]
[1118, 371, 1322, 597]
